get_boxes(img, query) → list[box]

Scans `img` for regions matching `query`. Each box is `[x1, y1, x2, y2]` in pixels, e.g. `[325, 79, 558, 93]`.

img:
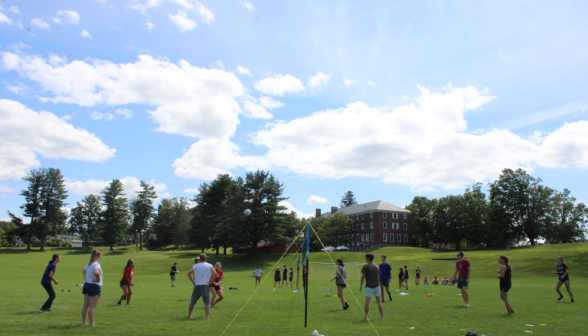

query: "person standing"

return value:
[403, 265, 409, 290]
[452, 252, 471, 307]
[210, 262, 224, 309]
[273, 267, 282, 290]
[330, 258, 349, 310]
[289, 267, 294, 288]
[398, 268, 406, 289]
[187, 253, 216, 319]
[497, 255, 514, 315]
[253, 267, 262, 285]
[415, 267, 421, 285]
[82, 250, 103, 326]
[359, 253, 384, 321]
[171, 263, 179, 287]
[39, 254, 60, 313]
[117, 259, 134, 306]
[281, 265, 288, 288]
[378, 255, 392, 302]
[302, 265, 308, 289]
[553, 256, 574, 302]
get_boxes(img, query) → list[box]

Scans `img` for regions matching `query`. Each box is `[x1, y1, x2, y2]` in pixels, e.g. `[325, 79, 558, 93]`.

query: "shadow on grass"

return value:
[47, 324, 81, 331]
[12, 311, 38, 315]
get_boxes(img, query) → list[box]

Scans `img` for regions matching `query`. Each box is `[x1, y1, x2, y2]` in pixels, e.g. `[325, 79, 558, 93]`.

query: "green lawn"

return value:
[0, 244, 585, 335]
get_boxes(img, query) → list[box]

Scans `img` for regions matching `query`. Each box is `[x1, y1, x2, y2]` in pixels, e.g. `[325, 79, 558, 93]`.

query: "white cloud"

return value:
[254, 74, 304, 96]
[115, 108, 133, 119]
[280, 201, 314, 219]
[0, 99, 115, 180]
[67, 176, 168, 200]
[537, 121, 588, 169]
[236, 66, 252, 76]
[367, 80, 376, 88]
[240, 2, 255, 11]
[183, 187, 199, 194]
[211, 60, 224, 69]
[168, 10, 197, 32]
[0, 185, 15, 193]
[134, 0, 213, 23]
[52, 10, 80, 25]
[90, 111, 115, 121]
[306, 195, 328, 205]
[8, 6, 20, 14]
[308, 71, 331, 90]
[194, 1, 213, 23]
[343, 76, 356, 87]
[145, 22, 154, 31]
[240, 94, 284, 119]
[0, 51, 244, 140]
[31, 18, 50, 29]
[80, 29, 92, 39]
[5, 82, 31, 95]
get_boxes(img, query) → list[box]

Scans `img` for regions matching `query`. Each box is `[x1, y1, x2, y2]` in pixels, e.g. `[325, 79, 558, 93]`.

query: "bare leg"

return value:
[126, 288, 132, 304]
[364, 297, 371, 320]
[565, 282, 574, 300]
[210, 287, 217, 309]
[338, 286, 347, 307]
[87, 296, 100, 326]
[82, 294, 89, 325]
[375, 295, 384, 320]
[118, 285, 129, 304]
[205, 305, 211, 319]
[188, 305, 194, 318]
[215, 290, 224, 305]
[500, 291, 513, 315]
[555, 281, 563, 297]
[462, 287, 469, 305]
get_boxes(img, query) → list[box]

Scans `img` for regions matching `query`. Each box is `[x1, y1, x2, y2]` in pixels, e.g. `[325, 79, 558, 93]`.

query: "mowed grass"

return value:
[0, 244, 586, 336]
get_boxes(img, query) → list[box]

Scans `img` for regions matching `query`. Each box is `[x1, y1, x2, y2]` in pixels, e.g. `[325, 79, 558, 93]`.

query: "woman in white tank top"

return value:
[82, 250, 103, 326]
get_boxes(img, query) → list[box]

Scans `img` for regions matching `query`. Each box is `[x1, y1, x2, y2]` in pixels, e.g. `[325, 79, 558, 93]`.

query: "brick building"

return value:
[317, 200, 413, 252]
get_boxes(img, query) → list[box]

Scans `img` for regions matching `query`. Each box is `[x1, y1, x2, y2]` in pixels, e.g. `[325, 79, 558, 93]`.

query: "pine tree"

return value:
[340, 191, 358, 208]
[18, 169, 45, 250]
[68, 194, 101, 246]
[131, 181, 158, 250]
[99, 179, 128, 250]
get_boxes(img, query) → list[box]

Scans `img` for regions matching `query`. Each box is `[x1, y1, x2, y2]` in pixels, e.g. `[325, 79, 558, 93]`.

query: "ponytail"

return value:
[50, 253, 60, 263]
[88, 249, 102, 266]
[124, 259, 134, 272]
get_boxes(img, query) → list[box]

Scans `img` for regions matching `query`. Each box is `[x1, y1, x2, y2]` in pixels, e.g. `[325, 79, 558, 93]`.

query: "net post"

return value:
[304, 222, 310, 328]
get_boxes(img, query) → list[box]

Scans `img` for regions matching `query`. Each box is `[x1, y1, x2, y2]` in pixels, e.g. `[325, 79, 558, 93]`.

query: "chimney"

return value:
[316, 208, 321, 218]
[331, 206, 338, 214]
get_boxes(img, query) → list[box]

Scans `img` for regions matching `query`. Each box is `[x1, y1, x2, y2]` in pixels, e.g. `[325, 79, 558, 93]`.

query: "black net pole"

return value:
[304, 223, 309, 328]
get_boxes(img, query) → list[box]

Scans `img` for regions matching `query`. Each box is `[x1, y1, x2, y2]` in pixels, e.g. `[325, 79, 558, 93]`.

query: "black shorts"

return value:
[275, 277, 281, 282]
[210, 284, 221, 291]
[337, 284, 347, 288]
[120, 280, 131, 287]
[283, 275, 288, 280]
[289, 276, 293, 282]
[500, 285, 511, 292]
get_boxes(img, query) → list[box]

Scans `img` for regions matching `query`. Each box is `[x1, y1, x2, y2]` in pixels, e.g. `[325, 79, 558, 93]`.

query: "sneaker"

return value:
[45, 309, 52, 312]
[117, 303, 123, 306]
[388, 295, 392, 301]
[571, 299, 574, 303]
[38, 309, 47, 313]
[558, 296, 563, 300]
[126, 303, 131, 305]
[172, 286, 175, 288]
[465, 304, 470, 308]
[344, 303, 349, 310]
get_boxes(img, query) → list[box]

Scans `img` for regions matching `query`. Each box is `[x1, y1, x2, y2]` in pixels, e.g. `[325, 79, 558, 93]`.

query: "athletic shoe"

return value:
[344, 303, 349, 310]
[388, 295, 392, 301]
[45, 309, 52, 312]
[558, 296, 564, 301]
[172, 286, 175, 288]
[571, 299, 574, 303]
[126, 303, 131, 305]
[511, 310, 515, 314]
[117, 302, 123, 306]
[465, 304, 470, 308]
[38, 309, 47, 313]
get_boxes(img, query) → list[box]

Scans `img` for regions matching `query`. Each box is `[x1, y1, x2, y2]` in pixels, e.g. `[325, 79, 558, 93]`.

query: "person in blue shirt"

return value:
[379, 255, 393, 301]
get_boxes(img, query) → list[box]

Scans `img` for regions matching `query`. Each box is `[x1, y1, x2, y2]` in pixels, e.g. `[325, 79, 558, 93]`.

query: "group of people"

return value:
[37, 249, 576, 325]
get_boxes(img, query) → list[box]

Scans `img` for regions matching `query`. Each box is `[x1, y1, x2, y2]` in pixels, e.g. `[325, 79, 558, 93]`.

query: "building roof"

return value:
[322, 200, 411, 217]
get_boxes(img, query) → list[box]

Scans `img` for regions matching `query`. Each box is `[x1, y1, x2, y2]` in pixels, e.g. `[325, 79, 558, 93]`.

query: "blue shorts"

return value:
[457, 278, 468, 289]
[82, 283, 101, 297]
[365, 286, 381, 298]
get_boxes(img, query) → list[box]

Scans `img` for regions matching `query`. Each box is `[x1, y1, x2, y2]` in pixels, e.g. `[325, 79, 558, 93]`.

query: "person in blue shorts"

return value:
[379, 255, 392, 301]
[360, 253, 384, 321]
[553, 256, 574, 302]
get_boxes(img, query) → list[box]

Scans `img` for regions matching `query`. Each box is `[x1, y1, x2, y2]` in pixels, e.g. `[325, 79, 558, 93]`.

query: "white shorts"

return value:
[365, 286, 381, 298]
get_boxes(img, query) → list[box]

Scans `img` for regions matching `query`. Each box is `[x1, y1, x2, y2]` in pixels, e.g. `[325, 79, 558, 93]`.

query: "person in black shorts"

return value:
[553, 256, 574, 302]
[273, 267, 282, 290]
[289, 267, 294, 288]
[330, 258, 349, 310]
[397, 268, 406, 289]
[170, 263, 179, 287]
[497, 255, 514, 316]
[415, 267, 421, 285]
[281, 265, 288, 288]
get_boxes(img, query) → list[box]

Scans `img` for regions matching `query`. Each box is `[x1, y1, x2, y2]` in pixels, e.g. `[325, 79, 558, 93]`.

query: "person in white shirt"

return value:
[82, 250, 103, 326]
[187, 253, 217, 319]
[253, 267, 262, 285]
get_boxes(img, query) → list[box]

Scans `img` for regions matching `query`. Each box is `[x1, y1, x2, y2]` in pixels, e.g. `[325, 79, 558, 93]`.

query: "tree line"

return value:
[407, 168, 587, 249]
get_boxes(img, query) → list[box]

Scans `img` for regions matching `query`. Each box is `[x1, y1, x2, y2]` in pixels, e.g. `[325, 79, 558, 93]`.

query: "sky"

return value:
[1, 0, 587, 221]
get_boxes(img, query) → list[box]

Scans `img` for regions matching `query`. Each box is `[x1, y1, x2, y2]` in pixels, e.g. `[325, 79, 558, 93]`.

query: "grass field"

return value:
[0, 243, 586, 336]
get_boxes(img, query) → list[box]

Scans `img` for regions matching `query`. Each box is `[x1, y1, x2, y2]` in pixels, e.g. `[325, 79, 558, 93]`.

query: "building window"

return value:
[361, 214, 364, 220]
[383, 222, 387, 229]
[390, 233, 394, 242]
[356, 233, 359, 243]
[370, 233, 374, 242]
[397, 234, 401, 242]
[403, 213, 408, 220]
[356, 215, 359, 220]
[404, 223, 408, 230]
[351, 239, 355, 247]
[404, 234, 408, 243]
[392, 213, 398, 219]
[383, 233, 387, 242]
[361, 223, 365, 230]
[370, 212, 373, 218]
[370, 222, 374, 229]
[383, 212, 387, 218]
[395, 223, 399, 230]
[356, 224, 359, 231]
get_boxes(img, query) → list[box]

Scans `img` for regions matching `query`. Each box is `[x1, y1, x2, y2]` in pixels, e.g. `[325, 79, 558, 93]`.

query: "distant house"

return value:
[55, 235, 83, 247]
[235, 241, 298, 254]
[317, 200, 413, 252]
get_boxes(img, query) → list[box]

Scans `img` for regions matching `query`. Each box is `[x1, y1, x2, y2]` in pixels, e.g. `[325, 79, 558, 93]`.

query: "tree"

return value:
[0, 220, 17, 247]
[461, 183, 490, 248]
[18, 169, 45, 250]
[312, 212, 352, 247]
[37, 168, 68, 251]
[172, 197, 192, 251]
[98, 179, 128, 250]
[433, 195, 468, 250]
[406, 196, 438, 247]
[340, 191, 358, 208]
[152, 198, 175, 247]
[131, 181, 158, 250]
[543, 189, 586, 243]
[68, 194, 102, 246]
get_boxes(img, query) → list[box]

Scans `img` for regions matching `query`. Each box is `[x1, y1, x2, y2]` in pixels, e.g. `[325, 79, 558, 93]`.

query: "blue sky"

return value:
[1, 0, 587, 220]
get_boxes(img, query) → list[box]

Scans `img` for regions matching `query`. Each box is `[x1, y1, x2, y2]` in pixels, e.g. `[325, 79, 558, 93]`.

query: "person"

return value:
[302, 265, 308, 289]
[453, 277, 458, 286]
[281, 265, 288, 288]
[553, 256, 574, 302]
[330, 258, 349, 310]
[187, 253, 216, 319]
[82, 250, 103, 326]
[253, 267, 262, 285]
[403, 265, 409, 290]
[289, 267, 294, 288]
[432, 276, 439, 285]
[273, 267, 282, 290]
[359, 253, 384, 320]
[39, 253, 60, 313]
[452, 251, 471, 307]
[398, 267, 406, 289]
[117, 259, 134, 306]
[210, 262, 224, 309]
[423, 277, 429, 285]
[442, 277, 448, 285]
[497, 255, 514, 316]
[378, 255, 393, 301]
[415, 267, 421, 285]
[171, 263, 179, 287]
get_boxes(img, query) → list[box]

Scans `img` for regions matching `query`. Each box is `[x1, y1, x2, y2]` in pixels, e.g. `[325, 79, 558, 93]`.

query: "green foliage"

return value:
[98, 179, 128, 250]
[0, 221, 17, 247]
[340, 190, 358, 208]
[131, 181, 158, 250]
[68, 194, 101, 245]
[311, 212, 353, 247]
[543, 189, 586, 244]
[405, 196, 438, 247]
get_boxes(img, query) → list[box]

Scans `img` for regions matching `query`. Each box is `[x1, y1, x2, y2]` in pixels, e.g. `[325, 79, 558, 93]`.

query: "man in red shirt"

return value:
[452, 252, 471, 307]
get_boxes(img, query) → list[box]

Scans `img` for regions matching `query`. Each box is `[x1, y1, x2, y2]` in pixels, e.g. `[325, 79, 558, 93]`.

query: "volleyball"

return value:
[244, 209, 252, 216]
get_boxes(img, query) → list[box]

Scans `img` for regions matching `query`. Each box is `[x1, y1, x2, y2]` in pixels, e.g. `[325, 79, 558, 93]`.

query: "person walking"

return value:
[497, 255, 514, 316]
[415, 267, 421, 285]
[359, 253, 384, 321]
[403, 265, 409, 290]
[117, 259, 134, 306]
[253, 267, 262, 285]
[171, 262, 179, 287]
[452, 252, 471, 307]
[273, 267, 282, 290]
[378, 255, 392, 302]
[553, 256, 574, 302]
[398, 267, 406, 289]
[187, 253, 216, 319]
[210, 262, 224, 309]
[82, 250, 103, 326]
[39, 253, 60, 313]
[330, 258, 349, 310]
